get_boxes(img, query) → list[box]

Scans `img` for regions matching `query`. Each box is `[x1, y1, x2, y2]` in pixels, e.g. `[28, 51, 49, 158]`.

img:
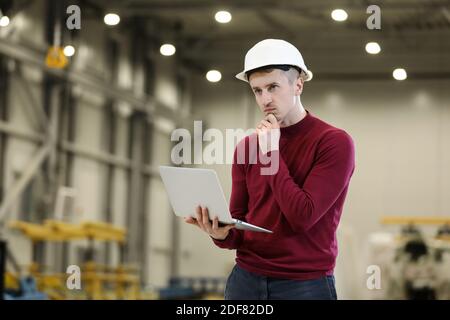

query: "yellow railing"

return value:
[380, 216, 450, 226]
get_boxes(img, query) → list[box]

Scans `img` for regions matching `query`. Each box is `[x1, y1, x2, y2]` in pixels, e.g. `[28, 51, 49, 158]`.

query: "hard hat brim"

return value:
[235, 68, 312, 83]
[235, 70, 248, 82]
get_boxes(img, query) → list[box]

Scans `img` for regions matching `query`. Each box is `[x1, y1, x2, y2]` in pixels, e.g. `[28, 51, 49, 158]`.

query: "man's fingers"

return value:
[192, 207, 234, 237]
[212, 217, 219, 230]
[184, 217, 202, 230]
[260, 120, 272, 129]
[185, 216, 195, 224]
[202, 207, 213, 232]
[265, 113, 276, 121]
[258, 120, 271, 128]
[201, 207, 209, 225]
[196, 208, 205, 231]
[265, 113, 277, 124]
[265, 114, 280, 129]
[256, 126, 268, 134]
[225, 224, 235, 231]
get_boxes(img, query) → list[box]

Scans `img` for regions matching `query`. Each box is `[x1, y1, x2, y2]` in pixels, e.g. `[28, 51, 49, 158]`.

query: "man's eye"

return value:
[269, 85, 277, 90]
[254, 90, 261, 94]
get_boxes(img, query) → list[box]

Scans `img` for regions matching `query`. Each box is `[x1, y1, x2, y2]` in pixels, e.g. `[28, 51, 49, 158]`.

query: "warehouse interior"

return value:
[0, 0, 450, 300]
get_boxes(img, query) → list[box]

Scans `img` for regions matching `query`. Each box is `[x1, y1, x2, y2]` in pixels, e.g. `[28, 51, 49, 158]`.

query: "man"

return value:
[185, 39, 355, 300]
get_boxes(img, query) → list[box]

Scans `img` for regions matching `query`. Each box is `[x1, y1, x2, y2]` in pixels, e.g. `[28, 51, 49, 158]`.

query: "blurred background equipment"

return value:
[5, 219, 145, 299]
[365, 217, 450, 300]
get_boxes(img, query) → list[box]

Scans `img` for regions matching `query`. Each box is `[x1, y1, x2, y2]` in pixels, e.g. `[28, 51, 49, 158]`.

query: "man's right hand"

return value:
[184, 205, 235, 240]
[256, 113, 280, 154]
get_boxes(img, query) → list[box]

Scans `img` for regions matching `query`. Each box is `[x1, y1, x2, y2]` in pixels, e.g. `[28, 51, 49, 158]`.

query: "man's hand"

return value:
[184, 206, 235, 240]
[256, 113, 281, 154]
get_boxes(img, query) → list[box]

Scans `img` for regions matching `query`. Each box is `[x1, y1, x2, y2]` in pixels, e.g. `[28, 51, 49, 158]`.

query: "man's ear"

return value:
[295, 77, 304, 96]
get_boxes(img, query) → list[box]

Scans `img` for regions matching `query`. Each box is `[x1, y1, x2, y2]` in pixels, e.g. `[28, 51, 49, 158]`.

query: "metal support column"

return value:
[139, 118, 152, 284]
[169, 56, 187, 279]
[102, 104, 116, 265]
[125, 22, 153, 285]
[57, 79, 74, 272]
[125, 113, 144, 265]
[102, 37, 119, 266]
[43, 0, 62, 269]
[135, 23, 152, 285]
[0, 57, 9, 203]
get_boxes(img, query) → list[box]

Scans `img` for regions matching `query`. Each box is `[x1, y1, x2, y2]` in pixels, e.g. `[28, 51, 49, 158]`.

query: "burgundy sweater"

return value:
[213, 111, 355, 280]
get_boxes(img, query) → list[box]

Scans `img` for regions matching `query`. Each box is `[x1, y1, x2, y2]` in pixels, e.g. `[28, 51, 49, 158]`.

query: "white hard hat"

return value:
[235, 39, 312, 82]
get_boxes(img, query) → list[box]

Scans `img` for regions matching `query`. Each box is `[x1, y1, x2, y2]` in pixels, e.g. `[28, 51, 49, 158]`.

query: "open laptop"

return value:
[159, 166, 272, 233]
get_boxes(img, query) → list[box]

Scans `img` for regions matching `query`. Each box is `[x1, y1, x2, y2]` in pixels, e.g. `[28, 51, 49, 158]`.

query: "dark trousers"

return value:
[225, 264, 337, 300]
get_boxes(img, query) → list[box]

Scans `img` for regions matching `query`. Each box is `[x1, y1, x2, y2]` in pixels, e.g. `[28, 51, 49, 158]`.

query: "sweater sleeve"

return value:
[212, 140, 249, 249]
[266, 130, 355, 232]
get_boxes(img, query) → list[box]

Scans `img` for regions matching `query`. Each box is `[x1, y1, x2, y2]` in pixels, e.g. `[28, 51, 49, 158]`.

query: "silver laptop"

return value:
[159, 166, 272, 233]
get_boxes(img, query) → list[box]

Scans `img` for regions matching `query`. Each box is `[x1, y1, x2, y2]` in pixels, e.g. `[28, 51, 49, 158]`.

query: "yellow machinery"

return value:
[45, 46, 68, 69]
[8, 220, 143, 300]
[381, 216, 450, 226]
[380, 215, 450, 242]
[378, 215, 450, 300]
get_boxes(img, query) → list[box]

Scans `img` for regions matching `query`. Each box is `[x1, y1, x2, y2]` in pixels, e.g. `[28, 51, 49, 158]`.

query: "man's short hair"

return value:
[246, 64, 302, 83]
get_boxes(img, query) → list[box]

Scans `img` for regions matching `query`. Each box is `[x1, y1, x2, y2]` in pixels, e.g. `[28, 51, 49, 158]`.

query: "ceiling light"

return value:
[0, 16, 10, 27]
[331, 9, 348, 22]
[104, 13, 120, 26]
[160, 44, 176, 56]
[206, 70, 222, 82]
[63, 45, 75, 57]
[215, 11, 232, 24]
[393, 68, 407, 81]
[365, 42, 381, 54]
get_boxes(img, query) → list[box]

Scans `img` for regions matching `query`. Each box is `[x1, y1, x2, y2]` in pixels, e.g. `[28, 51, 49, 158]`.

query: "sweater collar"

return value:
[280, 109, 314, 138]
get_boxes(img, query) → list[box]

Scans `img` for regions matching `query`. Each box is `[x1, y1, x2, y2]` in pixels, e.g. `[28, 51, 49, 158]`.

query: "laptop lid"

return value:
[159, 166, 234, 224]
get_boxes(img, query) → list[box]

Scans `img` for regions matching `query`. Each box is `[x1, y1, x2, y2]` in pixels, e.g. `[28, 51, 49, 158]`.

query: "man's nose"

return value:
[261, 91, 272, 107]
